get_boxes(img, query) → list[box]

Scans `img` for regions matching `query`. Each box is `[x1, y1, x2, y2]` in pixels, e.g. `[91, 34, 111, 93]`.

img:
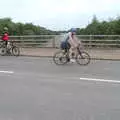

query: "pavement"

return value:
[0, 56, 120, 120]
[20, 48, 120, 60]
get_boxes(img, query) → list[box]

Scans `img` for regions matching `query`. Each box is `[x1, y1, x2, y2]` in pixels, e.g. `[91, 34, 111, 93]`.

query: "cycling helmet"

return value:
[3, 27, 8, 31]
[70, 28, 77, 33]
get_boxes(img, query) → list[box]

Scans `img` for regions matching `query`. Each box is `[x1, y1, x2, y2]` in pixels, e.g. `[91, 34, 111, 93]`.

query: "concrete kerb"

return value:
[19, 48, 120, 61]
[20, 54, 120, 61]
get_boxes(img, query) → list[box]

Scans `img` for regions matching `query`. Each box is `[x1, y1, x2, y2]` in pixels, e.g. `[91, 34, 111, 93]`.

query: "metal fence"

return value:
[3, 35, 120, 49]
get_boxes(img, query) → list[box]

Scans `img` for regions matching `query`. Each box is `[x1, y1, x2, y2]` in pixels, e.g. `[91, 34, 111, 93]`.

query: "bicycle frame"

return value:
[64, 45, 83, 59]
[1, 41, 15, 53]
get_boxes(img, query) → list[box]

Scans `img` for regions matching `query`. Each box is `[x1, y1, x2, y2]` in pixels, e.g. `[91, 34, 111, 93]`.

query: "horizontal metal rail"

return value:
[0, 35, 120, 48]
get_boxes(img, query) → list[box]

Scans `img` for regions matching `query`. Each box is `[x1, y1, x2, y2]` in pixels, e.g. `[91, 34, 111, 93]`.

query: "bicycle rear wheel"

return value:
[76, 51, 90, 65]
[0, 47, 7, 56]
[0, 43, 7, 56]
[12, 46, 20, 56]
[53, 50, 68, 65]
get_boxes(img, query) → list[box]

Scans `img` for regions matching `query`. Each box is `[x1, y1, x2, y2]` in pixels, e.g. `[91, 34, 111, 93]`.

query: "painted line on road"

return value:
[0, 71, 14, 74]
[80, 77, 120, 84]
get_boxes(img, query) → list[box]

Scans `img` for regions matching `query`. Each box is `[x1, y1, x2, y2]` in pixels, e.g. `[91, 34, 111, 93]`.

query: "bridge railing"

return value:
[1, 35, 120, 49]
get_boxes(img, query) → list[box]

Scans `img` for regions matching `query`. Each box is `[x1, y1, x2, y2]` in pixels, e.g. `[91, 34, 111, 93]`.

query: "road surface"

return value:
[0, 56, 120, 120]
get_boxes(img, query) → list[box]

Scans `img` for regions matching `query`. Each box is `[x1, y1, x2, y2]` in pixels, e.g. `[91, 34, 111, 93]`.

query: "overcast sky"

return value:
[0, 0, 120, 30]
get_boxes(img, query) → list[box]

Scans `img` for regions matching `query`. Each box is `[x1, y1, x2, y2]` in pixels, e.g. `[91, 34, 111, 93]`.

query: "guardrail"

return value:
[2, 35, 120, 48]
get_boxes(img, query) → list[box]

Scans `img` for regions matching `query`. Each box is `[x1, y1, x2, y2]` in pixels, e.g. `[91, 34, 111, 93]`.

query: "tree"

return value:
[0, 17, 59, 35]
[78, 15, 120, 35]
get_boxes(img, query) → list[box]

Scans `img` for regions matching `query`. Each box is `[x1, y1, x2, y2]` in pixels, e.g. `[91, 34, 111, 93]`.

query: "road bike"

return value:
[53, 45, 90, 65]
[0, 40, 20, 56]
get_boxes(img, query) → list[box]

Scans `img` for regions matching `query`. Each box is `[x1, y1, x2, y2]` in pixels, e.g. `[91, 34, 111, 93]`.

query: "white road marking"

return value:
[80, 77, 120, 84]
[0, 71, 14, 74]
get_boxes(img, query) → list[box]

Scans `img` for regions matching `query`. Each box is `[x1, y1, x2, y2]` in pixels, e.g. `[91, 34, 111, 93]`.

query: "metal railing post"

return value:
[20, 36, 24, 48]
[89, 35, 92, 48]
[52, 36, 56, 48]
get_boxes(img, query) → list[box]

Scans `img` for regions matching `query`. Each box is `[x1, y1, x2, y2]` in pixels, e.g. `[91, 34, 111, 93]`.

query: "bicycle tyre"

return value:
[12, 46, 20, 57]
[0, 45, 7, 56]
[76, 51, 90, 65]
[53, 50, 68, 65]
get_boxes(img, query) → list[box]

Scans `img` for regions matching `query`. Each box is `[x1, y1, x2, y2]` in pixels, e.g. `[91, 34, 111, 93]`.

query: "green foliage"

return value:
[1, 16, 120, 36]
[77, 15, 120, 35]
[0, 18, 59, 35]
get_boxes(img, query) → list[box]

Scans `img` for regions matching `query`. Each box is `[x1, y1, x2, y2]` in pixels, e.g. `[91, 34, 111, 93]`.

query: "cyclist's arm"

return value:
[74, 36, 83, 48]
[68, 33, 76, 48]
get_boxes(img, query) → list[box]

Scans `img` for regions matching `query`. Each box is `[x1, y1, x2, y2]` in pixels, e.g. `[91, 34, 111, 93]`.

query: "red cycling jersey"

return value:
[1, 33, 9, 41]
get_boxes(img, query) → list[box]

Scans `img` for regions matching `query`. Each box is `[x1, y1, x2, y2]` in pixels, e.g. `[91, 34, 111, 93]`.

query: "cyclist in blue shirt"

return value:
[61, 28, 81, 62]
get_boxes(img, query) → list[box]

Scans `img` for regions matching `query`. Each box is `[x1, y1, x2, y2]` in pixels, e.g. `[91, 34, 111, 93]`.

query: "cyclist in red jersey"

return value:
[1, 27, 9, 47]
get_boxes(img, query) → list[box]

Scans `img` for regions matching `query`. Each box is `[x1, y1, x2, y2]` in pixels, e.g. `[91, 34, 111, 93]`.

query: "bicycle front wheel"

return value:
[12, 46, 20, 56]
[76, 51, 90, 65]
[53, 50, 68, 65]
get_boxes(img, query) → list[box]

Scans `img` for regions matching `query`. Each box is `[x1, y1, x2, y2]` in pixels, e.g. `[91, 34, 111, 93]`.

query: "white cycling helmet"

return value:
[3, 27, 8, 31]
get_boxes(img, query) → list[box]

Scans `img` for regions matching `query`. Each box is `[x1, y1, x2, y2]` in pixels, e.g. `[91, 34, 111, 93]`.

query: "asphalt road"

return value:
[0, 56, 120, 120]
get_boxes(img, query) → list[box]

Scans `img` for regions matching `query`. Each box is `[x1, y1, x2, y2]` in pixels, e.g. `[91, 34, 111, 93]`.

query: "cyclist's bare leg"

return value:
[69, 47, 77, 62]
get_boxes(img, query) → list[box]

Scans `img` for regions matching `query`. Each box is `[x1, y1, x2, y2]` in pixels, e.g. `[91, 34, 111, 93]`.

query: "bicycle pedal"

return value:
[67, 58, 70, 62]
